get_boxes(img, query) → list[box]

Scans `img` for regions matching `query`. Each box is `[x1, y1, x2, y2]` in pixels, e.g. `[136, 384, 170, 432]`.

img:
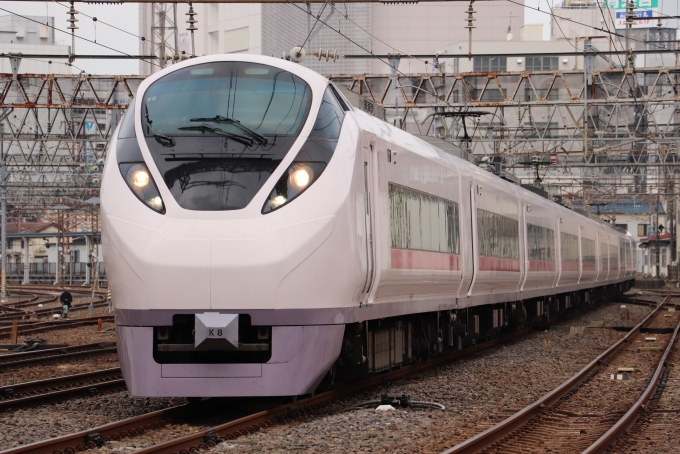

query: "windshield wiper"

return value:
[145, 107, 175, 147]
[178, 124, 254, 146]
[153, 132, 175, 147]
[189, 115, 268, 145]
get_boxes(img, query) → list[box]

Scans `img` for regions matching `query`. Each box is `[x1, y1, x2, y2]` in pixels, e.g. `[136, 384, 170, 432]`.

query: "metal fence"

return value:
[669, 265, 679, 281]
[4, 262, 106, 285]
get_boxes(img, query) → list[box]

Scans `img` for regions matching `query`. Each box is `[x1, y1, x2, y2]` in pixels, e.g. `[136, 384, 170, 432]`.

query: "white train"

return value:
[101, 54, 635, 397]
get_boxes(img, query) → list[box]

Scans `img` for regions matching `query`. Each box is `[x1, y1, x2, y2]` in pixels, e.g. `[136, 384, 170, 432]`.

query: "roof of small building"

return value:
[571, 201, 665, 215]
[1, 222, 57, 234]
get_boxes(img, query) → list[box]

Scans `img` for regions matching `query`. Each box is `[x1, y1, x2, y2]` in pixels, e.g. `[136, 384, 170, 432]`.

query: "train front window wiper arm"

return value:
[178, 124, 254, 146]
[153, 132, 175, 147]
[189, 115, 268, 145]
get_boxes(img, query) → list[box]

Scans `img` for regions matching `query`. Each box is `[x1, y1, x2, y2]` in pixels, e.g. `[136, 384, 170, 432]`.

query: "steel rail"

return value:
[441, 296, 670, 454]
[581, 310, 680, 453]
[0, 315, 114, 339]
[0, 296, 108, 322]
[0, 403, 191, 454]
[0, 342, 116, 368]
[124, 305, 607, 454]
[0, 368, 124, 409]
[0, 302, 608, 454]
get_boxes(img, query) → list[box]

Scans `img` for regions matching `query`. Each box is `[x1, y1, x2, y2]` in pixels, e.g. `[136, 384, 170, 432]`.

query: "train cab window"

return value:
[477, 209, 519, 261]
[581, 238, 596, 270]
[140, 61, 313, 211]
[309, 87, 345, 139]
[389, 183, 459, 254]
[118, 102, 136, 139]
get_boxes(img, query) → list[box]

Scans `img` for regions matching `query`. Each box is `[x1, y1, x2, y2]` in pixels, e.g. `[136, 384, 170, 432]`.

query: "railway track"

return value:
[0, 301, 613, 454]
[442, 295, 680, 454]
[0, 316, 114, 339]
[0, 295, 108, 322]
[0, 342, 117, 369]
[0, 368, 124, 409]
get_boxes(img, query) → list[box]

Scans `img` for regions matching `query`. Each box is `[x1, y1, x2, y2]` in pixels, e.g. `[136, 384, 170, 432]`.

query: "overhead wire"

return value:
[52, 1, 145, 42]
[285, 0, 414, 78]
[505, 0, 668, 50]
[0, 6, 162, 69]
[325, 2, 429, 65]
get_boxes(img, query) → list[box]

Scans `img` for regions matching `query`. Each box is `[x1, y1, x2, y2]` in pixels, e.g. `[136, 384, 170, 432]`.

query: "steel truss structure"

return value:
[330, 66, 680, 205]
[0, 67, 678, 212]
[0, 73, 143, 212]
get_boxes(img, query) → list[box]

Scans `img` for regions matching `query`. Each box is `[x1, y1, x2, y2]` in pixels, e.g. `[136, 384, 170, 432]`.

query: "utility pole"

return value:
[1, 141, 5, 302]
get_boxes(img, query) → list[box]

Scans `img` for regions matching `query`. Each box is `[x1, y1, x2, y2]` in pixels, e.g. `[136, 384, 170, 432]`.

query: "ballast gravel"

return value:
[203, 301, 654, 453]
[0, 298, 658, 453]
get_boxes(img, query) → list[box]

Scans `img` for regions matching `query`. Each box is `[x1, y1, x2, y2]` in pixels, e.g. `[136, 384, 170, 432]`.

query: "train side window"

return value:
[600, 242, 609, 271]
[527, 224, 555, 262]
[610, 244, 618, 270]
[560, 232, 579, 264]
[581, 238, 596, 269]
[477, 209, 519, 260]
[389, 183, 459, 254]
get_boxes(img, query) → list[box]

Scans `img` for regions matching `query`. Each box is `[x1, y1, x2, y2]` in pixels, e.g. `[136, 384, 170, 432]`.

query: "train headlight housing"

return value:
[262, 162, 326, 214]
[119, 162, 166, 214]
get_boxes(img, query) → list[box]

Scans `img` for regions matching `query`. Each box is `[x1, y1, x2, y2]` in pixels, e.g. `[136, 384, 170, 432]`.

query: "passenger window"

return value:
[310, 87, 345, 139]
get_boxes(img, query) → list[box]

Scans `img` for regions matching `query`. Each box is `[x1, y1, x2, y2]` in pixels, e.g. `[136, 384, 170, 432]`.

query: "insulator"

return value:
[186, 5, 198, 31]
[67, 5, 79, 31]
[464, 4, 476, 29]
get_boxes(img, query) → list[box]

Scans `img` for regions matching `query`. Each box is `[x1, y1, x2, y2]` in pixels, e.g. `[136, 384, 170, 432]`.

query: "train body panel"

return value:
[103, 54, 635, 398]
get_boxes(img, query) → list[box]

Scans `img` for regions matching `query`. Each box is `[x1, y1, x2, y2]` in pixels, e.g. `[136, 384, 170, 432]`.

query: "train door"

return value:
[518, 201, 528, 292]
[466, 182, 478, 296]
[554, 215, 561, 287]
[360, 142, 380, 306]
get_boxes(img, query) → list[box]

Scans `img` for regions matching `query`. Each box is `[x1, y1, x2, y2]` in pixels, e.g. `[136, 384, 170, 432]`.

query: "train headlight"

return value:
[262, 162, 326, 214]
[291, 167, 312, 188]
[131, 170, 150, 188]
[119, 162, 166, 214]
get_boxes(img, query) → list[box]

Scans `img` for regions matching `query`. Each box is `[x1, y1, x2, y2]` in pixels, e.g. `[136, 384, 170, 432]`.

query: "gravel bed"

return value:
[609, 311, 680, 453]
[199, 302, 653, 454]
[0, 352, 119, 386]
[2, 319, 116, 352]
[0, 301, 658, 453]
[0, 392, 187, 450]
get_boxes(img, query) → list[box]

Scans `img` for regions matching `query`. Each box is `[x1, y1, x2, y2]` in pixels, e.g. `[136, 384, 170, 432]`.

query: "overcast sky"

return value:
[2, 0, 553, 75]
[2, 1, 141, 74]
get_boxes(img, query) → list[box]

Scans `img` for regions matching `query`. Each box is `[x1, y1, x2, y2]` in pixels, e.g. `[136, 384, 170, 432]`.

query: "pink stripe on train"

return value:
[390, 249, 460, 271]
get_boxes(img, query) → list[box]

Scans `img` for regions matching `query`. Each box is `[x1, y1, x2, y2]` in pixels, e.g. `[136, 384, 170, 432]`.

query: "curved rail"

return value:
[582, 308, 680, 453]
[0, 367, 124, 409]
[0, 342, 117, 369]
[441, 296, 670, 454]
[0, 315, 114, 339]
[0, 301, 615, 454]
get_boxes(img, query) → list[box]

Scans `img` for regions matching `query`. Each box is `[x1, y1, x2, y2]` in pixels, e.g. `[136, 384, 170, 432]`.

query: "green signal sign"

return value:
[605, 0, 658, 8]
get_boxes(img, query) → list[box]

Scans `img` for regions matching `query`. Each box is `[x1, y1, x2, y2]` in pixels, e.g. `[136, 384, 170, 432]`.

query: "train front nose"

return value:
[103, 57, 351, 396]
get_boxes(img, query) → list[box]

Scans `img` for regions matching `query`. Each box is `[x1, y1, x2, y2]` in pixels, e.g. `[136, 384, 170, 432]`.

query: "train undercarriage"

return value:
[332, 281, 635, 383]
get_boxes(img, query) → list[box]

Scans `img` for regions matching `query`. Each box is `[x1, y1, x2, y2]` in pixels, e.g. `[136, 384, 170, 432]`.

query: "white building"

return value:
[139, 1, 525, 76]
[0, 15, 71, 74]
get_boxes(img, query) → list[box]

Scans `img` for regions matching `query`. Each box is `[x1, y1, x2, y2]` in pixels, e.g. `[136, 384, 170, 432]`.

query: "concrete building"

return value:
[139, 1, 525, 76]
[550, 0, 679, 68]
[0, 15, 71, 74]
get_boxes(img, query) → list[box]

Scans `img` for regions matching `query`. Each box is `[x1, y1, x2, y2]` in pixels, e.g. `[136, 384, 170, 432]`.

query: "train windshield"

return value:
[141, 61, 313, 211]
